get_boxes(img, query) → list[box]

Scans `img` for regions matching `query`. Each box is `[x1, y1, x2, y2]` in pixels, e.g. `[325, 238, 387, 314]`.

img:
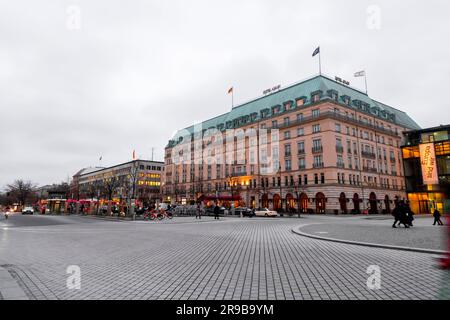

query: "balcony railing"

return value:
[312, 146, 323, 153]
[337, 163, 345, 168]
[284, 152, 292, 157]
[336, 145, 344, 153]
[298, 149, 305, 155]
[313, 162, 324, 168]
[363, 166, 378, 173]
[361, 151, 376, 159]
[274, 111, 399, 137]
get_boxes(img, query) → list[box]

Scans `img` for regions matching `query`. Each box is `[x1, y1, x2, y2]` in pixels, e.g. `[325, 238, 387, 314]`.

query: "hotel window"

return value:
[304, 174, 308, 185]
[352, 128, 356, 136]
[335, 123, 341, 133]
[337, 154, 344, 167]
[348, 157, 352, 169]
[285, 159, 292, 171]
[337, 173, 341, 184]
[284, 144, 291, 156]
[272, 120, 278, 128]
[312, 109, 320, 118]
[284, 117, 290, 126]
[313, 155, 323, 167]
[284, 131, 291, 140]
[312, 124, 321, 133]
[341, 174, 345, 184]
[297, 113, 304, 122]
[321, 173, 325, 184]
[296, 99, 305, 107]
[297, 141, 305, 154]
[313, 139, 322, 149]
[298, 158, 306, 169]
[346, 126, 350, 135]
[297, 127, 304, 136]
[312, 94, 320, 102]
[260, 123, 266, 129]
[272, 177, 276, 187]
[314, 173, 319, 184]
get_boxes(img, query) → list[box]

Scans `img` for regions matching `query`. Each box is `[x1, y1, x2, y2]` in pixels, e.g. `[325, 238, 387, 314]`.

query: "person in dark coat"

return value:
[433, 209, 444, 226]
[392, 201, 409, 228]
[196, 203, 202, 219]
[392, 204, 401, 228]
[214, 203, 220, 220]
[405, 202, 415, 227]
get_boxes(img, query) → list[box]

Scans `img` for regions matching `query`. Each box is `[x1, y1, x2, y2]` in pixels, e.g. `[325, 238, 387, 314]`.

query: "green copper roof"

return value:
[168, 74, 421, 146]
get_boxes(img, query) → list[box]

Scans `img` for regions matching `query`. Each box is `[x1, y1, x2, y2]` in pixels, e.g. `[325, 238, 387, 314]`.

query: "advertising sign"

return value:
[419, 143, 439, 185]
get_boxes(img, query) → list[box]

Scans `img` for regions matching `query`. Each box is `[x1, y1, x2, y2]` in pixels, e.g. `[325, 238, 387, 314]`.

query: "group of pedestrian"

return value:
[392, 200, 445, 228]
[392, 200, 415, 228]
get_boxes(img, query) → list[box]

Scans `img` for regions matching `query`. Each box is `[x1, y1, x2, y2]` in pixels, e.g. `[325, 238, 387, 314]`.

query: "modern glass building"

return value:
[402, 125, 450, 214]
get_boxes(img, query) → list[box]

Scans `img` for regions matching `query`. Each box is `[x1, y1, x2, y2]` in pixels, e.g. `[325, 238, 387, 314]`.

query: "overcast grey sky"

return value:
[0, 0, 449, 189]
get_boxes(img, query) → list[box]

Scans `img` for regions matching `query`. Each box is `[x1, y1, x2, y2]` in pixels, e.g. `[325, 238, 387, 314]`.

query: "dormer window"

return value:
[311, 90, 322, 103]
[353, 100, 362, 109]
[284, 101, 293, 111]
[327, 90, 339, 101]
[271, 105, 281, 115]
[296, 97, 306, 107]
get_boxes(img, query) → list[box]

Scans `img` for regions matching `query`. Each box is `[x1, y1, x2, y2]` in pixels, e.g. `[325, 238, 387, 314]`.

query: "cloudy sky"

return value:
[0, 0, 449, 189]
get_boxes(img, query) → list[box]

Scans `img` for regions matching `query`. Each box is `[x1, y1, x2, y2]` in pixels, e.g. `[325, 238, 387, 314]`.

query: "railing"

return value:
[337, 163, 345, 168]
[361, 151, 376, 159]
[363, 166, 378, 173]
[313, 162, 324, 168]
[298, 149, 305, 155]
[274, 111, 399, 137]
[312, 146, 323, 153]
[336, 146, 344, 153]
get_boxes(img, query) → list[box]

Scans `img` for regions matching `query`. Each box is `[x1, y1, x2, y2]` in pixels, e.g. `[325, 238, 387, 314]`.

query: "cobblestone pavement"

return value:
[297, 215, 447, 251]
[0, 216, 448, 300]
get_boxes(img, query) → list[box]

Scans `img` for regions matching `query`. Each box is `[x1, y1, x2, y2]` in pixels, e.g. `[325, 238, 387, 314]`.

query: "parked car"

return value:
[254, 208, 278, 217]
[235, 207, 254, 217]
[22, 207, 34, 215]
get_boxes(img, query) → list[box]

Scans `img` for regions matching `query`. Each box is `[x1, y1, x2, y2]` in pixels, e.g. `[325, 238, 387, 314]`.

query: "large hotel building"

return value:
[163, 74, 421, 214]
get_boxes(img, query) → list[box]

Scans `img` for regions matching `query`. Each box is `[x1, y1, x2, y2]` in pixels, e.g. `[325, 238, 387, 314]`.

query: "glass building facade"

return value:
[402, 125, 450, 214]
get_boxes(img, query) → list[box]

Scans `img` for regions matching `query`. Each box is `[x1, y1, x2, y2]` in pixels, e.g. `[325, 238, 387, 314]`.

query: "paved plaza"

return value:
[0, 214, 448, 300]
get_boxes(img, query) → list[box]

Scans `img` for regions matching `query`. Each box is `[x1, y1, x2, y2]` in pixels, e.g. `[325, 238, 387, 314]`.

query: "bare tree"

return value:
[5, 180, 37, 206]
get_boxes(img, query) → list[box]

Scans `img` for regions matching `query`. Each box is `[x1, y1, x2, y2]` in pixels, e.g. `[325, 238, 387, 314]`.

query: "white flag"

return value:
[354, 70, 365, 77]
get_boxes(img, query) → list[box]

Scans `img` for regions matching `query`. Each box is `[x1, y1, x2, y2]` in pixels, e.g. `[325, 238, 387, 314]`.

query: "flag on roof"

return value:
[354, 70, 365, 77]
[228, 87, 233, 94]
[312, 46, 320, 57]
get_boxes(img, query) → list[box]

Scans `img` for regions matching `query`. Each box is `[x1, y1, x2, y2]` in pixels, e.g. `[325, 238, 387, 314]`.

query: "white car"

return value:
[22, 207, 34, 215]
[254, 208, 278, 217]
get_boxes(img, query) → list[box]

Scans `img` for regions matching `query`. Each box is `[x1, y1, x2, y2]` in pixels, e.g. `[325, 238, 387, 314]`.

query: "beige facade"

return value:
[163, 75, 420, 213]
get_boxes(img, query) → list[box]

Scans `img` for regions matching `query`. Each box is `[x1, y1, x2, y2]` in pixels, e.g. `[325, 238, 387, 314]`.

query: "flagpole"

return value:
[364, 73, 368, 94]
[232, 90, 234, 108]
[319, 48, 322, 75]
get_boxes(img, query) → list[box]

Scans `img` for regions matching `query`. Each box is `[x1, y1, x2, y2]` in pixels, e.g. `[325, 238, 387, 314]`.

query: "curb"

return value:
[0, 266, 29, 300]
[291, 225, 447, 255]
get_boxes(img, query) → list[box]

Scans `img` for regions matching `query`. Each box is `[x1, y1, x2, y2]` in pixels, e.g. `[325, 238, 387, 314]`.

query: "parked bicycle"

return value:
[143, 209, 173, 221]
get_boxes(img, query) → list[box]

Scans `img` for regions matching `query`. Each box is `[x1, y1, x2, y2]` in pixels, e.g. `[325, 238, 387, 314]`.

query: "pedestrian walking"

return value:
[405, 202, 415, 227]
[196, 203, 202, 219]
[433, 209, 444, 226]
[392, 201, 409, 228]
[214, 203, 220, 220]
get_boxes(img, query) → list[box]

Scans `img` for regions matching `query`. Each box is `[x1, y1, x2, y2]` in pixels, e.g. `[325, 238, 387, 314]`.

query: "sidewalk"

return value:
[293, 216, 447, 253]
[0, 266, 28, 300]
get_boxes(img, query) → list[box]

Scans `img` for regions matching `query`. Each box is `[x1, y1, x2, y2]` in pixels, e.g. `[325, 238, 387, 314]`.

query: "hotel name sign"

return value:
[419, 143, 439, 185]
